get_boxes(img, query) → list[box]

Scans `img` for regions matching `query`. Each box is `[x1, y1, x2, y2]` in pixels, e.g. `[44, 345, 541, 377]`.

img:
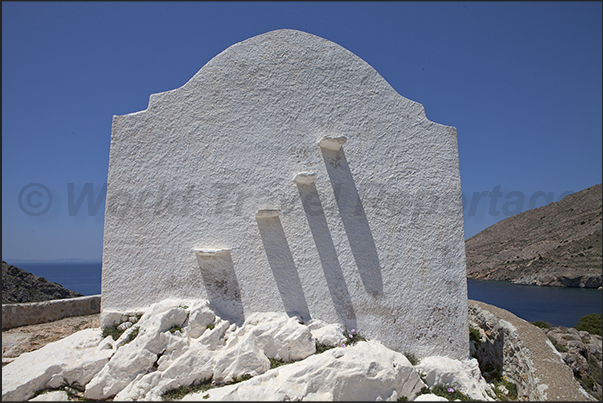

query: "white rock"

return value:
[308, 319, 347, 346]
[416, 356, 494, 401]
[28, 390, 69, 401]
[4, 299, 495, 403]
[213, 333, 271, 383]
[115, 341, 215, 401]
[183, 340, 426, 401]
[414, 393, 449, 401]
[2, 329, 112, 401]
[211, 312, 316, 383]
[85, 302, 189, 399]
[98, 335, 115, 350]
[117, 321, 133, 331]
[112, 310, 315, 400]
[187, 301, 216, 339]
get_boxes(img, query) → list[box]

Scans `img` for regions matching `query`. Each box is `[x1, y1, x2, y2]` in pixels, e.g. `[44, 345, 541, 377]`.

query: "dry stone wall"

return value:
[2, 295, 101, 330]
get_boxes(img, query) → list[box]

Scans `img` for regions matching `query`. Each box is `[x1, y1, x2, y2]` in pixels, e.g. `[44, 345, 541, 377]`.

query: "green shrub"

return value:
[206, 323, 215, 330]
[547, 335, 568, 353]
[169, 325, 183, 334]
[574, 313, 602, 336]
[531, 320, 552, 330]
[469, 326, 482, 342]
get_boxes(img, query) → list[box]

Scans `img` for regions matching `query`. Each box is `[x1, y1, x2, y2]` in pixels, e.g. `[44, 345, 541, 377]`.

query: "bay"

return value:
[7, 261, 602, 328]
[467, 279, 602, 327]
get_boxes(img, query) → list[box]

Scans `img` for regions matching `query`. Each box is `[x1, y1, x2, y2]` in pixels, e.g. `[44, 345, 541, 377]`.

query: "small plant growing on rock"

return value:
[469, 326, 481, 342]
[315, 341, 335, 354]
[162, 377, 212, 400]
[491, 376, 519, 401]
[169, 325, 183, 334]
[162, 385, 190, 400]
[431, 384, 470, 401]
[403, 352, 418, 366]
[229, 373, 252, 384]
[102, 323, 125, 341]
[269, 357, 287, 369]
[32, 379, 86, 401]
[123, 326, 139, 344]
[415, 384, 470, 401]
[206, 323, 215, 330]
[59, 380, 86, 400]
[343, 328, 365, 346]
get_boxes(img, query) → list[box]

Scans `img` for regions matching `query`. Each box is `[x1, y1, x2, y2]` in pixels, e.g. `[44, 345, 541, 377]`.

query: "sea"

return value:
[8, 262, 602, 328]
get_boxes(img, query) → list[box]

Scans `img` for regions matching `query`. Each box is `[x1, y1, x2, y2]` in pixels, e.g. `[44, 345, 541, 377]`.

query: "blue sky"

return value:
[2, 1, 602, 262]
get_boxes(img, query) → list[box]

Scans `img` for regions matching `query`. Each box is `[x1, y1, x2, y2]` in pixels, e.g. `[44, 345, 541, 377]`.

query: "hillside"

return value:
[465, 183, 602, 287]
[2, 261, 83, 304]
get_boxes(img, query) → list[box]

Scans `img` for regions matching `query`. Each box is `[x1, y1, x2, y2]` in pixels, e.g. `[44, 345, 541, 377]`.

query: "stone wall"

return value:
[1, 295, 101, 330]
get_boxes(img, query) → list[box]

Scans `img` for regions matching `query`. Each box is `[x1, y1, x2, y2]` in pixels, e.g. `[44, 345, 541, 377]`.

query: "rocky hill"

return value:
[2, 261, 83, 304]
[465, 183, 602, 287]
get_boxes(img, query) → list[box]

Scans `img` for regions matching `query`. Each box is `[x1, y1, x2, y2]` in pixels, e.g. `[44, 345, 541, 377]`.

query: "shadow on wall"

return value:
[297, 181, 357, 330]
[256, 213, 312, 322]
[194, 249, 245, 325]
[321, 147, 383, 295]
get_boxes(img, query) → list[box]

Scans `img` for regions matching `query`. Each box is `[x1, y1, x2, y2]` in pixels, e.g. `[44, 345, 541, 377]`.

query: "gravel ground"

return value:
[2, 313, 100, 364]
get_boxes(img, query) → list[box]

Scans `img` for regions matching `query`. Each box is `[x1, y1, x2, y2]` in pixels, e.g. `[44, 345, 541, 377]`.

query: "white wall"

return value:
[102, 29, 469, 360]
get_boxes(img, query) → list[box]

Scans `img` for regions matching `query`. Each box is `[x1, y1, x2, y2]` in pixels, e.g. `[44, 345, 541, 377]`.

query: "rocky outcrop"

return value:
[182, 341, 426, 401]
[5, 297, 598, 401]
[3, 298, 495, 402]
[544, 326, 602, 400]
[1, 329, 113, 401]
[2, 262, 83, 304]
[468, 299, 596, 401]
[466, 183, 602, 288]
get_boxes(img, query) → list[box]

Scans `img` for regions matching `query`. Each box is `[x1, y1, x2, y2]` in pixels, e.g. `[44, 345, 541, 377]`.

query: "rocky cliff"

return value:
[2, 261, 83, 304]
[466, 183, 602, 287]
